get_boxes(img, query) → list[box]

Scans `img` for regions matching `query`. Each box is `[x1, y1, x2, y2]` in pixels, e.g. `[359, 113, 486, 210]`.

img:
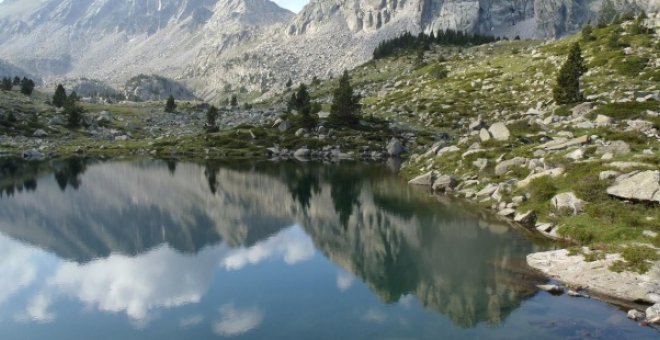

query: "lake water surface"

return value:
[0, 159, 656, 339]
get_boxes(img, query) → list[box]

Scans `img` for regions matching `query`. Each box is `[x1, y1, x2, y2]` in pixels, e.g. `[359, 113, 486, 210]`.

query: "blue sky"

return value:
[273, 0, 309, 12]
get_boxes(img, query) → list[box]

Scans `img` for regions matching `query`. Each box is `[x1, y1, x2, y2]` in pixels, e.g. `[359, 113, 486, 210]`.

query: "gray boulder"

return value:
[22, 149, 44, 160]
[409, 171, 437, 186]
[386, 138, 404, 157]
[495, 157, 527, 176]
[514, 211, 537, 228]
[432, 175, 457, 193]
[488, 123, 510, 141]
[551, 192, 586, 214]
[294, 148, 310, 159]
[607, 171, 660, 203]
[33, 129, 48, 137]
[479, 128, 492, 142]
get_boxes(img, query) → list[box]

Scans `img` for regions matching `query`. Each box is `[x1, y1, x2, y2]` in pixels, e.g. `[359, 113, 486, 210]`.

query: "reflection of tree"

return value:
[0, 160, 40, 197]
[204, 162, 222, 195]
[166, 159, 177, 175]
[281, 164, 320, 211]
[327, 166, 362, 227]
[54, 158, 87, 191]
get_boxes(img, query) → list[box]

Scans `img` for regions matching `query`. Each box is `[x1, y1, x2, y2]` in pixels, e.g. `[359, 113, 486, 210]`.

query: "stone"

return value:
[96, 111, 113, 124]
[595, 114, 613, 126]
[571, 102, 594, 116]
[601, 152, 614, 160]
[276, 119, 291, 132]
[22, 149, 44, 160]
[565, 148, 584, 160]
[567, 290, 588, 298]
[488, 123, 510, 141]
[432, 175, 458, 193]
[599, 171, 620, 181]
[514, 211, 537, 228]
[33, 129, 48, 137]
[473, 158, 488, 171]
[536, 284, 564, 294]
[494, 157, 527, 176]
[409, 171, 437, 186]
[646, 304, 660, 320]
[293, 148, 310, 159]
[387, 138, 404, 157]
[627, 309, 645, 321]
[48, 116, 64, 126]
[607, 171, 660, 203]
[644, 230, 658, 238]
[609, 161, 654, 170]
[114, 135, 129, 141]
[477, 184, 499, 197]
[436, 145, 460, 156]
[551, 192, 586, 214]
[479, 128, 491, 142]
[469, 118, 484, 130]
[539, 135, 589, 151]
[498, 208, 516, 217]
[596, 141, 631, 156]
[295, 128, 305, 137]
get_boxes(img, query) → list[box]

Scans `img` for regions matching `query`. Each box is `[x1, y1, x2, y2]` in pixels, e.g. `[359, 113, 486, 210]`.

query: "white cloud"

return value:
[213, 304, 263, 337]
[24, 294, 55, 323]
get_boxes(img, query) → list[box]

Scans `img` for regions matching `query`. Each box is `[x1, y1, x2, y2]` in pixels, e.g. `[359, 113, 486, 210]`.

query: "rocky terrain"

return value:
[0, 6, 659, 328]
[1, 0, 658, 101]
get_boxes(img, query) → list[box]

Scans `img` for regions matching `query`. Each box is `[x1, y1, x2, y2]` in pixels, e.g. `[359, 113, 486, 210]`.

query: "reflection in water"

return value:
[0, 159, 545, 330]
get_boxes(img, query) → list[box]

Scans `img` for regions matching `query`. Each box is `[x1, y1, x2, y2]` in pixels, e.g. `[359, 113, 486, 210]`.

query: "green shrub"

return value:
[610, 246, 660, 273]
[528, 176, 558, 203]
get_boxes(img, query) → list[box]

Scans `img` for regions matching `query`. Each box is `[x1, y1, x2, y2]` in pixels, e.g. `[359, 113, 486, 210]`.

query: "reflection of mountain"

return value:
[0, 159, 545, 327]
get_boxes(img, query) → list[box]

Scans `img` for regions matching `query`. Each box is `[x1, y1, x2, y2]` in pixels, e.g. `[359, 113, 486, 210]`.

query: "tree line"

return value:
[1, 76, 36, 95]
[373, 29, 500, 60]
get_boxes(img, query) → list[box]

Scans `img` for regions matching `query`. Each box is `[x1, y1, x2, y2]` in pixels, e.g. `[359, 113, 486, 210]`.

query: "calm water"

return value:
[0, 159, 656, 339]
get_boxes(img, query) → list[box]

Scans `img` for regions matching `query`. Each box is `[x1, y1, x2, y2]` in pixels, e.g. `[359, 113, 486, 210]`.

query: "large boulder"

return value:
[551, 192, 586, 215]
[432, 175, 458, 192]
[488, 123, 510, 141]
[293, 148, 310, 159]
[479, 128, 492, 142]
[494, 157, 527, 176]
[386, 138, 404, 157]
[607, 171, 660, 203]
[409, 171, 437, 186]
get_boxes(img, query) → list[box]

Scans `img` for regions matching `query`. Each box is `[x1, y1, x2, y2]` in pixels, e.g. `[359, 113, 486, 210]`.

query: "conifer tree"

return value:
[553, 43, 587, 104]
[13, 76, 20, 85]
[165, 95, 176, 113]
[53, 84, 67, 108]
[206, 105, 219, 131]
[581, 24, 595, 41]
[64, 95, 84, 128]
[329, 71, 361, 125]
[20, 78, 35, 96]
[1, 77, 12, 91]
[230, 95, 238, 108]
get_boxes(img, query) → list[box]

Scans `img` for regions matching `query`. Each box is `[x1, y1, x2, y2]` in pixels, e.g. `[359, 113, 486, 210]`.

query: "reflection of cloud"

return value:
[336, 271, 354, 292]
[362, 308, 387, 324]
[44, 245, 224, 322]
[398, 295, 415, 308]
[222, 227, 314, 270]
[180, 314, 204, 328]
[213, 304, 263, 337]
[0, 235, 38, 305]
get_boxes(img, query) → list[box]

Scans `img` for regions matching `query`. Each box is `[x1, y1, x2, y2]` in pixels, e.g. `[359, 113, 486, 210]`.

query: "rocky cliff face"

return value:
[0, 0, 656, 100]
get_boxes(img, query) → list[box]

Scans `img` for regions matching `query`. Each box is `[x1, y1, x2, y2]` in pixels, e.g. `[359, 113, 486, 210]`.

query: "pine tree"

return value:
[68, 91, 80, 102]
[581, 24, 595, 41]
[53, 84, 67, 108]
[12, 76, 20, 85]
[20, 78, 35, 96]
[329, 71, 361, 125]
[230, 95, 238, 108]
[553, 43, 587, 104]
[286, 79, 293, 89]
[206, 105, 219, 131]
[1, 77, 12, 91]
[64, 95, 84, 128]
[165, 95, 176, 113]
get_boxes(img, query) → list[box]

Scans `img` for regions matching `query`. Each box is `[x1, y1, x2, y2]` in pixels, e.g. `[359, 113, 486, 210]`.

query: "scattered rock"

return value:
[551, 192, 586, 214]
[488, 123, 510, 141]
[495, 157, 527, 176]
[387, 138, 404, 157]
[293, 148, 310, 159]
[21, 149, 44, 161]
[295, 128, 305, 137]
[33, 129, 48, 137]
[565, 148, 584, 160]
[537, 284, 564, 295]
[514, 210, 537, 228]
[599, 171, 620, 181]
[647, 304, 660, 320]
[473, 158, 488, 171]
[627, 309, 646, 321]
[409, 171, 437, 186]
[596, 141, 631, 156]
[432, 175, 458, 192]
[607, 171, 660, 203]
[516, 167, 565, 188]
[539, 135, 590, 151]
[479, 128, 492, 142]
[498, 208, 516, 217]
[595, 114, 613, 126]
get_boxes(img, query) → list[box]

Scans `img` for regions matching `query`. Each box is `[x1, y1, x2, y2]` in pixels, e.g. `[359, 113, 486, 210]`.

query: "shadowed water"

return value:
[0, 159, 656, 339]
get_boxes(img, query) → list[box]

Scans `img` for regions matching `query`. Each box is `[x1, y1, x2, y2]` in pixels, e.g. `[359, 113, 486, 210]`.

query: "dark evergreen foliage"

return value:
[230, 94, 238, 108]
[206, 105, 219, 131]
[553, 43, 587, 104]
[0, 77, 12, 91]
[53, 84, 67, 108]
[20, 77, 35, 96]
[329, 71, 361, 125]
[373, 29, 499, 60]
[165, 95, 176, 113]
[64, 95, 84, 128]
[288, 83, 317, 128]
[12, 76, 20, 85]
